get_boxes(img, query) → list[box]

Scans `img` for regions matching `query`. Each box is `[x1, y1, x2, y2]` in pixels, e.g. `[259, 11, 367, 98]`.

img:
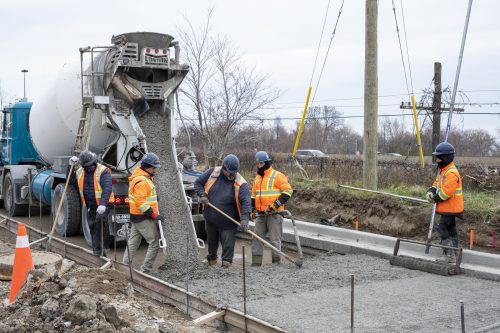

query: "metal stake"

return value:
[351, 274, 354, 331]
[113, 205, 117, 262]
[186, 232, 190, 315]
[125, 223, 134, 283]
[100, 213, 104, 257]
[460, 301, 465, 333]
[243, 245, 248, 333]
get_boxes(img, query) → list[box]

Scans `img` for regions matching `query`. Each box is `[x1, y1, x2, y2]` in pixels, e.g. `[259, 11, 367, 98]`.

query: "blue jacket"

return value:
[194, 167, 251, 230]
[68, 165, 112, 209]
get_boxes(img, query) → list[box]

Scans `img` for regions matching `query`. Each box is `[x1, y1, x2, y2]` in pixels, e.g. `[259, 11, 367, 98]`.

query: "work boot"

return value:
[272, 257, 281, 264]
[221, 260, 232, 268]
[203, 258, 217, 266]
[251, 255, 262, 267]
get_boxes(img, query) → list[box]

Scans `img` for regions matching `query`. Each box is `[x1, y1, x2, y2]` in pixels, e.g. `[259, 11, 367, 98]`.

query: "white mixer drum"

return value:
[29, 62, 116, 165]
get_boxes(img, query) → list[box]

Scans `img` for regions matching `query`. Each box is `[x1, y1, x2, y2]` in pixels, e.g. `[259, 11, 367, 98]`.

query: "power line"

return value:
[309, 0, 331, 87]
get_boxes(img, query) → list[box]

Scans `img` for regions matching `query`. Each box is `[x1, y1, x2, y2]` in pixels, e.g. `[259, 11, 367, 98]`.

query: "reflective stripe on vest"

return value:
[204, 167, 247, 218]
[76, 164, 115, 207]
[434, 163, 464, 214]
[128, 176, 158, 213]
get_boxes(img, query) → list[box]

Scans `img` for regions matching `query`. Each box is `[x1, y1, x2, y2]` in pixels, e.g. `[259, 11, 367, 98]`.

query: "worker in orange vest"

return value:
[69, 150, 114, 256]
[123, 152, 164, 274]
[251, 151, 293, 266]
[194, 154, 252, 268]
[426, 142, 463, 262]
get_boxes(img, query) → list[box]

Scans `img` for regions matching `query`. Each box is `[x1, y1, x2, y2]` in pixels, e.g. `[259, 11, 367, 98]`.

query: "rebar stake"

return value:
[242, 245, 248, 333]
[351, 274, 354, 331]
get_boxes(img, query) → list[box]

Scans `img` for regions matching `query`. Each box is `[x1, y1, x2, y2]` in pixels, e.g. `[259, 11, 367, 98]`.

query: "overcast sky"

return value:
[1, 0, 499, 138]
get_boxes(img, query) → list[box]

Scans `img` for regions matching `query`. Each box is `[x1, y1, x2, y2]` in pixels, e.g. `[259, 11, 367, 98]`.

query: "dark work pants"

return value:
[437, 215, 458, 247]
[205, 222, 236, 263]
[87, 209, 110, 254]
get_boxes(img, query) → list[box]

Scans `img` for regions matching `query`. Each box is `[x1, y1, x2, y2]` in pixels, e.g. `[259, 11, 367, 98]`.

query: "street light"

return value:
[21, 69, 28, 101]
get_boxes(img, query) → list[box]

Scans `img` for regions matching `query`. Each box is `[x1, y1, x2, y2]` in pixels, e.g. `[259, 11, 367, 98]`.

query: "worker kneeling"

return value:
[251, 151, 293, 266]
[426, 142, 463, 263]
[69, 150, 114, 256]
[195, 154, 251, 268]
[123, 153, 164, 274]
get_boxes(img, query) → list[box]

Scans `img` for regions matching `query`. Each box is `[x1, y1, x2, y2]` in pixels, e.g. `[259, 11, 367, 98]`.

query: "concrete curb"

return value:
[280, 219, 500, 281]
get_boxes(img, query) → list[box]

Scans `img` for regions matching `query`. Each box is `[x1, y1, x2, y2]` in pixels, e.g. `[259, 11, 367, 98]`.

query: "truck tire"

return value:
[3, 173, 27, 216]
[52, 183, 81, 236]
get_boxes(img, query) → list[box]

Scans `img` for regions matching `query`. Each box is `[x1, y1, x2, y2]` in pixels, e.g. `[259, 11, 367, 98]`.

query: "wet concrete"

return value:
[137, 108, 199, 266]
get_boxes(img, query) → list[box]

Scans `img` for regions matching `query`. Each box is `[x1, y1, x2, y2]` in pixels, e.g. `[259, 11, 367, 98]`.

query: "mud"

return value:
[287, 187, 500, 249]
[137, 108, 199, 267]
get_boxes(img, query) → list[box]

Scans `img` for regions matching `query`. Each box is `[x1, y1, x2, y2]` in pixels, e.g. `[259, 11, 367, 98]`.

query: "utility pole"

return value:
[363, 0, 378, 190]
[400, 63, 464, 156]
[431, 62, 442, 157]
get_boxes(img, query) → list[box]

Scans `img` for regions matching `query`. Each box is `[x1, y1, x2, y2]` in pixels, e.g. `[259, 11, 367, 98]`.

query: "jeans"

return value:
[437, 215, 459, 247]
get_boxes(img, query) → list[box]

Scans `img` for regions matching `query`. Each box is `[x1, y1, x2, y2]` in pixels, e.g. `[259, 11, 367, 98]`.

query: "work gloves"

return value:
[96, 205, 107, 215]
[239, 219, 249, 232]
[267, 199, 282, 212]
[199, 195, 209, 205]
[426, 192, 435, 203]
[69, 156, 79, 165]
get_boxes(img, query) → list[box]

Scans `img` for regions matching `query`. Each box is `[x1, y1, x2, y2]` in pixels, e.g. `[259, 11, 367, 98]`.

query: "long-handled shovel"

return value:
[47, 162, 76, 249]
[206, 202, 303, 268]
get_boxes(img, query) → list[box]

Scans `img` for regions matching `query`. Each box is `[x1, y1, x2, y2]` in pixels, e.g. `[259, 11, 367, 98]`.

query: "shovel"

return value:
[206, 202, 303, 268]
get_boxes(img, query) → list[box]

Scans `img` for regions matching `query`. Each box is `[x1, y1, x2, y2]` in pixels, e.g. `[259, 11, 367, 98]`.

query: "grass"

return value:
[287, 176, 499, 218]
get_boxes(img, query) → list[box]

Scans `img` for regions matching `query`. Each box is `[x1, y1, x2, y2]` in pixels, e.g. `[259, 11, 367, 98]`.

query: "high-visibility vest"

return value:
[251, 167, 293, 212]
[432, 162, 464, 215]
[128, 168, 158, 216]
[204, 167, 247, 219]
[76, 163, 115, 207]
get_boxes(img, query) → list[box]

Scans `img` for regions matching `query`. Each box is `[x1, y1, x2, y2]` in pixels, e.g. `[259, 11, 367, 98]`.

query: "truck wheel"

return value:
[3, 173, 27, 216]
[52, 183, 81, 236]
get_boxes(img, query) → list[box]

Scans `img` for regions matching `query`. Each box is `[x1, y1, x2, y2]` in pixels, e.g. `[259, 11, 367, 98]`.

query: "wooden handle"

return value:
[49, 163, 76, 239]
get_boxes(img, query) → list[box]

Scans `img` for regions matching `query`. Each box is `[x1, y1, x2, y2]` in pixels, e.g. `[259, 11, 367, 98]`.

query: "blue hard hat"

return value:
[222, 154, 240, 173]
[255, 151, 270, 163]
[141, 152, 161, 168]
[432, 142, 455, 156]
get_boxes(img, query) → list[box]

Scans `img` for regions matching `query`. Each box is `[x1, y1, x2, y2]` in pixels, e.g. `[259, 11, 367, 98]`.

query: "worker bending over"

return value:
[195, 154, 252, 268]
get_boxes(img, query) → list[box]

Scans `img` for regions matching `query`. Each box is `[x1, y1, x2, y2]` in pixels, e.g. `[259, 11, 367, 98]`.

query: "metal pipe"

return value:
[351, 274, 354, 331]
[461, 301, 465, 333]
[338, 185, 427, 203]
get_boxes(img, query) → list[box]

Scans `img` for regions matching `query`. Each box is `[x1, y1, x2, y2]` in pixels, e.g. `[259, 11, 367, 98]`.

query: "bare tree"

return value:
[177, 9, 280, 163]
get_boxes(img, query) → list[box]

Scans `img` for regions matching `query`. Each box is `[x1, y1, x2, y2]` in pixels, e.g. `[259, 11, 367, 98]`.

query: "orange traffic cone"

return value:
[9, 223, 34, 303]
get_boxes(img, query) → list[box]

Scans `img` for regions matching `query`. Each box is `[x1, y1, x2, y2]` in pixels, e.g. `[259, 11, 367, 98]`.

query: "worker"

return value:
[69, 150, 114, 256]
[251, 151, 293, 266]
[194, 154, 251, 268]
[426, 142, 463, 262]
[123, 152, 164, 274]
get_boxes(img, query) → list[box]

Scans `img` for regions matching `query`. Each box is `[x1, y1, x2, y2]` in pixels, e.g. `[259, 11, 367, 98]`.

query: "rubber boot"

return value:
[221, 260, 232, 268]
[272, 256, 281, 264]
[251, 255, 262, 267]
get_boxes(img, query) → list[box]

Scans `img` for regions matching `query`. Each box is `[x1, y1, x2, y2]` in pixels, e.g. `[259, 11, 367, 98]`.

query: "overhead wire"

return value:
[308, 0, 332, 87]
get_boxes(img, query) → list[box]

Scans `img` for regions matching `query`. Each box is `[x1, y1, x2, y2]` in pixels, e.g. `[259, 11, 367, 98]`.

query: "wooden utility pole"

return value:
[363, 0, 378, 190]
[431, 62, 442, 156]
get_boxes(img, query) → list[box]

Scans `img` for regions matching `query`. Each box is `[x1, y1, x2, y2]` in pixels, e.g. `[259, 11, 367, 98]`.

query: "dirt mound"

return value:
[0, 259, 217, 333]
[287, 187, 500, 249]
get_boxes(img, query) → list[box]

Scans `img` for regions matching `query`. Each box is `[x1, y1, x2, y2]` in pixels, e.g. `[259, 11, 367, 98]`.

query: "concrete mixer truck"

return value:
[0, 32, 203, 247]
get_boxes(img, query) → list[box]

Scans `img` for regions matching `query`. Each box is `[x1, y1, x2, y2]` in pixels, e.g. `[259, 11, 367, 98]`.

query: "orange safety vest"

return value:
[432, 162, 463, 215]
[251, 167, 293, 212]
[76, 163, 115, 207]
[204, 167, 247, 219]
[128, 167, 158, 216]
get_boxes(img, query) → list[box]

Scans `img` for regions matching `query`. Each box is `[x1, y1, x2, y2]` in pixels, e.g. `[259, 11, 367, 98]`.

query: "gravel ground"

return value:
[155, 251, 500, 333]
[137, 106, 199, 267]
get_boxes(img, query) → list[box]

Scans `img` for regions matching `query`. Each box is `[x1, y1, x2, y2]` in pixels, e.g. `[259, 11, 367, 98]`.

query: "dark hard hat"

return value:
[222, 154, 240, 173]
[141, 152, 161, 168]
[79, 150, 97, 167]
[432, 142, 455, 156]
[255, 151, 271, 163]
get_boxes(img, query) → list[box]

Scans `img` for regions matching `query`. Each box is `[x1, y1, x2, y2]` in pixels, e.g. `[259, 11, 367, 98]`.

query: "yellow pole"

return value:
[292, 86, 313, 156]
[410, 95, 425, 169]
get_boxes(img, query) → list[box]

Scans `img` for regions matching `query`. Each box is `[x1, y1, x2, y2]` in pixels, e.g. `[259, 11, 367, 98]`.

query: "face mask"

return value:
[84, 165, 96, 173]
